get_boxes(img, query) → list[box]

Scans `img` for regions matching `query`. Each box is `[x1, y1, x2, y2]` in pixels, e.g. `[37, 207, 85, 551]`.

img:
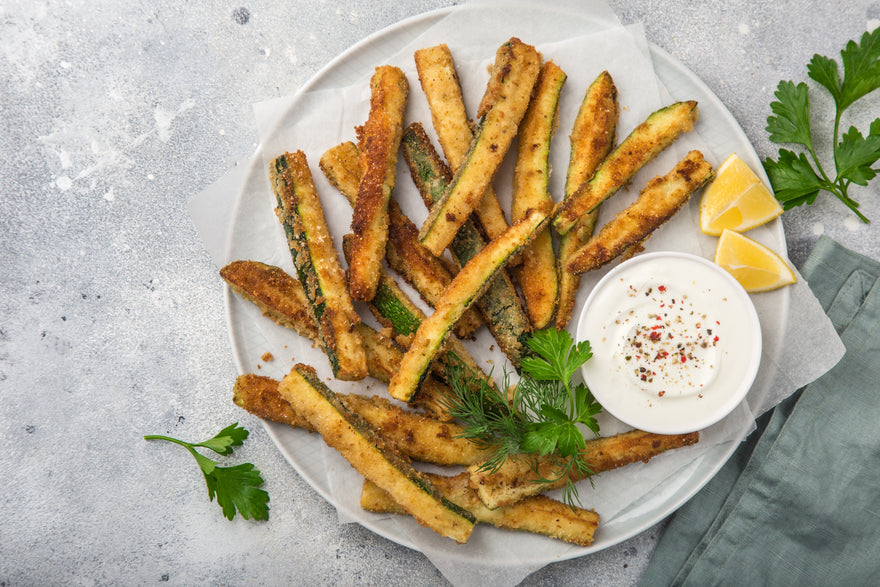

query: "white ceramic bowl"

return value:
[576, 252, 762, 434]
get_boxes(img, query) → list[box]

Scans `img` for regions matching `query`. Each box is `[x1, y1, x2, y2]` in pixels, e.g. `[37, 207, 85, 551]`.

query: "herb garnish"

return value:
[443, 328, 602, 506]
[145, 423, 270, 521]
[763, 26, 880, 222]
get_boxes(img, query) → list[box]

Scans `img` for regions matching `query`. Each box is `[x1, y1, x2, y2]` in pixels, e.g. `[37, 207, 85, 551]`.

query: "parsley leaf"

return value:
[838, 29, 880, 111]
[763, 26, 880, 222]
[763, 149, 824, 208]
[442, 328, 601, 508]
[193, 422, 250, 456]
[836, 122, 880, 186]
[766, 80, 813, 147]
[145, 423, 270, 521]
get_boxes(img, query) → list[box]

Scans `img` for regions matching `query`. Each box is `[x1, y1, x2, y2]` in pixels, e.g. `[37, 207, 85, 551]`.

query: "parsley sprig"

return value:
[443, 328, 602, 507]
[145, 423, 270, 521]
[763, 26, 880, 222]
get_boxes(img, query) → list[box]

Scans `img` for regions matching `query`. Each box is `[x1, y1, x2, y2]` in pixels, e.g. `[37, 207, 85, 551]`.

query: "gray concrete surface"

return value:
[2, 0, 879, 584]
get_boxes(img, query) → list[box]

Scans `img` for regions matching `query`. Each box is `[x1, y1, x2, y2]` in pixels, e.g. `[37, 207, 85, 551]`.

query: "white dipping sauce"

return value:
[577, 252, 762, 434]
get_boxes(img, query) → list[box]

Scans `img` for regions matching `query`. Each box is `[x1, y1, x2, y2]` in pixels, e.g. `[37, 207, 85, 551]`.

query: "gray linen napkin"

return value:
[640, 235, 880, 586]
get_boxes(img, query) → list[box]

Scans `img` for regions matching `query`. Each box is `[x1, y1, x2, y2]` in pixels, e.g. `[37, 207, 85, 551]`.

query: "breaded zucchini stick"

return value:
[419, 38, 542, 256]
[320, 142, 482, 339]
[555, 71, 619, 329]
[552, 100, 699, 235]
[389, 209, 548, 402]
[220, 259, 451, 418]
[468, 430, 701, 509]
[270, 151, 367, 381]
[347, 65, 408, 302]
[278, 364, 475, 543]
[414, 43, 509, 241]
[233, 373, 489, 466]
[361, 472, 599, 546]
[511, 61, 567, 329]
[220, 260, 319, 341]
[401, 122, 534, 370]
[341, 234, 494, 395]
[566, 150, 714, 275]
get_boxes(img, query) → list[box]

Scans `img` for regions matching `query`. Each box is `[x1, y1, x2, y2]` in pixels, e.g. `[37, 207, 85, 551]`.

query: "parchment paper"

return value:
[190, 3, 844, 585]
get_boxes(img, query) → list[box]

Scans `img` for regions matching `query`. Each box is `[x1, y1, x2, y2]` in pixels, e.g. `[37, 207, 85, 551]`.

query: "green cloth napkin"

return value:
[641, 236, 880, 586]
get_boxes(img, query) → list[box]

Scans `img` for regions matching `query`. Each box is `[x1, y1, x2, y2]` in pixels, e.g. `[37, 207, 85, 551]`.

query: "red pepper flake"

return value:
[658, 285, 667, 292]
[680, 355, 687, 363]
[649, 331, 662, 341]
[713, 336, 719, 343]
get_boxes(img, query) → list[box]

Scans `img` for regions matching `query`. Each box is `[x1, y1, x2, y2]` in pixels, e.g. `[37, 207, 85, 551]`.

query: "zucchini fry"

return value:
[511, 61, 567, 329]
[361, 472, 599, 546]
[389, 209, 548, 402]
[566, 150, 714, 275]
[413, 43, 509, 241]
[341, 234, 494, 394]
[220, 260, 319, 341]
[270, 151, 367, 381]
[234, 374, 489, 466]
[418, 38, 542, 256]
[220, 259, 451, 418]
[278, 364, 476, 543]
[320, 142, 482, 339]
[401, 122, 534, 370]
[552, 100, 699, 235]
[468, 430, 701, 509]
[555, 71, 619, 329]
[347, 65, 409, 302]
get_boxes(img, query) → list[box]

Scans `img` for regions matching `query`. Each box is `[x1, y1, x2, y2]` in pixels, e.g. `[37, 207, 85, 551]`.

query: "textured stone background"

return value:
[2, 0, 878, 584]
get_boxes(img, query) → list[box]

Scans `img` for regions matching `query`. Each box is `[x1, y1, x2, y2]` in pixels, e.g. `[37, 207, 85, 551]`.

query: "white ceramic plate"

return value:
[223, 3, 788, 566]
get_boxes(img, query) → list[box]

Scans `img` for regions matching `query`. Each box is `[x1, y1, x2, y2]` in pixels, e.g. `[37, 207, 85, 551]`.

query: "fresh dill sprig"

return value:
[442, 328, 602, 507]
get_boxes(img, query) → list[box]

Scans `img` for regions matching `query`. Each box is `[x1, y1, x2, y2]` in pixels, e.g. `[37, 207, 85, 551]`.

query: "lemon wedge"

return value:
[699, 153, 783, 235]
[714, 229, 796, 292]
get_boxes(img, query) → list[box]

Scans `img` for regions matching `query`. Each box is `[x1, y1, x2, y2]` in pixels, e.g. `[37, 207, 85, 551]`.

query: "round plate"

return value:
[223, 3, 789, 566]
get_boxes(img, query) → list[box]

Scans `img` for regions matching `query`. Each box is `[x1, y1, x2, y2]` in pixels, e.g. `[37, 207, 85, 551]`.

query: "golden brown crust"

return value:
[341, 233, 493, 396]
[348, 66, 409, 302]
[270, 151, 367, 381]
[355, 323, 453, 420]
[222, 259, 452, 418]
[233, 373, 313, 430]
[566, 150, 714, 275]
[552, 100, 698, 235]
[391, 209, 547, 402]
[320, 141, 483, 339]
[418, 38, 541, 256]
[361, 472, 599, 546]
[220, 260, 319, 341]
[511, 60, 567, 329]
[476, 37, 541, 118]
[468, 429, 700, 509]
[414, 44, 509, 241]
[385, 204, 483, 338]
[563, 71, 620, 197]
[555, 71, 619, 329]
[279, 365, 475, 543]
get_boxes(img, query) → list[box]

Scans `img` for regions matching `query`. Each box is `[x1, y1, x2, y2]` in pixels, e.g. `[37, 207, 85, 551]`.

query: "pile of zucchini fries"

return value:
[223, 37, 709, 545]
